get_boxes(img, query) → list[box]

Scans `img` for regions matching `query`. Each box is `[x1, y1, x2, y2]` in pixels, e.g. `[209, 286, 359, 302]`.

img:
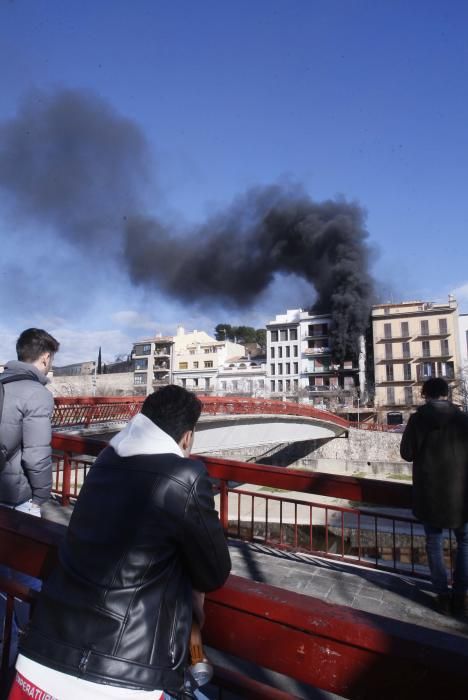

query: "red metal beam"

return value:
[205, 575, 468, 700]
[51, 433, 412, 509]
[1, 509, 467, 699]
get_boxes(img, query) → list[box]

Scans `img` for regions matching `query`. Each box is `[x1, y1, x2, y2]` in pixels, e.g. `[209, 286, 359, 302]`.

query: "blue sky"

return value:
[1, 0, 467, 364]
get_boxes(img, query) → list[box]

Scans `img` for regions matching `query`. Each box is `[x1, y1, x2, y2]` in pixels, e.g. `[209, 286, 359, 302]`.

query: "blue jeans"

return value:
[424, 523, 468, 594]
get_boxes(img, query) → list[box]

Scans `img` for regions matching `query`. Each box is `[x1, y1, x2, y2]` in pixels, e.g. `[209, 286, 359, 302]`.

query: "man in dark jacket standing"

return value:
[13, 385, 231, 700]
[0, 327, 60, 514]
[400, 377, 468, 616]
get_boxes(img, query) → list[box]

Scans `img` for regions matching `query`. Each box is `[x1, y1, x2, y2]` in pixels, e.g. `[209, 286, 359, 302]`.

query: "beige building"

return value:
[372, 297, 460, 423]
[132, 336, 175, 396]
[172, 327, 245, 394]
[132, 327, 245, 396]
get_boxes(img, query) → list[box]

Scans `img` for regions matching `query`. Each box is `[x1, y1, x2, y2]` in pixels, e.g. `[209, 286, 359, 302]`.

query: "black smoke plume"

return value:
[0, 89, 373, 363]
[125, 187, 374, 363]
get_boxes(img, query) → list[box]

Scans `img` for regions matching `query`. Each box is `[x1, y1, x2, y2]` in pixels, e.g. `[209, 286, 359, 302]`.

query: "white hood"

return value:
[109, 413, 184, 458]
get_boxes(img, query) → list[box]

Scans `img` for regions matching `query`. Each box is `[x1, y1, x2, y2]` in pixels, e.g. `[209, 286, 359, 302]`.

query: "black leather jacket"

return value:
[21, 446, 231, 694]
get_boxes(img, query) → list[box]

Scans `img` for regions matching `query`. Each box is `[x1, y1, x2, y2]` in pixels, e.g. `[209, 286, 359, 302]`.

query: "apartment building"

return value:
[459, 313, 468, 371]
[216, 355, 267, 396]
[132, 336, 174, 395]
[172, 327, 245, 393]
[371, 297, 460, 423]
[266, 309, 362, 408]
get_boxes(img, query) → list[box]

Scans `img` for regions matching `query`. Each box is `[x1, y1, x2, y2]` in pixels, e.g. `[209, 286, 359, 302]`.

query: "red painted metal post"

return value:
[219, 479, 229, 532]
[61, 452, 71, 507]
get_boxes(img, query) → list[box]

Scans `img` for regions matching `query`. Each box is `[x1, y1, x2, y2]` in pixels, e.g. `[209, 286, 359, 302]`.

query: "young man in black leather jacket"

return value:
[13, 385, 231, 700]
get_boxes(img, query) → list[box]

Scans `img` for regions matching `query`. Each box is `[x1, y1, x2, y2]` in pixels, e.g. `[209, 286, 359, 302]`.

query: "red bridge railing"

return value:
[49, 433, 454, 582]
[1, 498, 467, 698]
[52, 395, 352, 430]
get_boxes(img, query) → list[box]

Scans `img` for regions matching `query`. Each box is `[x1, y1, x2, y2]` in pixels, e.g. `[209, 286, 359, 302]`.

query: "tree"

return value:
[215, 323, 266, 346]
[215, 324, 233, 341]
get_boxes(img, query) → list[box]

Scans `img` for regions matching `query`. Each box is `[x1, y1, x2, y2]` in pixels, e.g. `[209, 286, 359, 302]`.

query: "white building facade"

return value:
[266, 309, 362, 408]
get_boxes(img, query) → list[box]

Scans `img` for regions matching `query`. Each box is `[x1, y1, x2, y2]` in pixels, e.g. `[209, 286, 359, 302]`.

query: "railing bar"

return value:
[374, 516, 378, 566]
[325, 506, 329, 554]
[410, 521, 415, 575]
[341, 510, 345, 557]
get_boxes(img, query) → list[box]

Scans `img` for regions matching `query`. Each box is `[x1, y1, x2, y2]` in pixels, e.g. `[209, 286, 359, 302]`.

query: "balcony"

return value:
[375, 334, 412, 342]
[303, 346, 331, 356]
[376, 355, 412, 363]
[416, 350, 452, 361]
[413, 330, 450, 339]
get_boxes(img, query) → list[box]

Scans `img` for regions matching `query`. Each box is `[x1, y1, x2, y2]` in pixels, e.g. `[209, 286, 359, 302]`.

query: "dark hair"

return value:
[16, 328, 60, 362]
[422, 377, 449, 399]
[141, 385, 202, 443]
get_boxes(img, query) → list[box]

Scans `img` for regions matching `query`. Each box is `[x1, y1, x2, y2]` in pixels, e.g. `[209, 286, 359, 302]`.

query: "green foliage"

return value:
[215, 323, 266, 347]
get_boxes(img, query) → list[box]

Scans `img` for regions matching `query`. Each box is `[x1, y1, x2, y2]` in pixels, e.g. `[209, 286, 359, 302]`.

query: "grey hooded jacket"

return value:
[0, 360, 54, 506]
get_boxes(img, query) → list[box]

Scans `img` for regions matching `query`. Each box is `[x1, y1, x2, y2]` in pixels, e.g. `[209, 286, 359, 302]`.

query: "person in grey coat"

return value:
[400, 377, 468, 617]
[0, 328, 59, 665]
[0, 328, 60, 515]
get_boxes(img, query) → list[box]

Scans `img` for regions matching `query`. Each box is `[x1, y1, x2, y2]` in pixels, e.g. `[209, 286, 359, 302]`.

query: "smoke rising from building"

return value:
[0, 89, 374, 362]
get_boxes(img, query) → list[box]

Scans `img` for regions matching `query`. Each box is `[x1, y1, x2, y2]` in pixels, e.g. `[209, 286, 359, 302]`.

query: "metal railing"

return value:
[49, 434, 452, 581]
[1, 485, 468, 699]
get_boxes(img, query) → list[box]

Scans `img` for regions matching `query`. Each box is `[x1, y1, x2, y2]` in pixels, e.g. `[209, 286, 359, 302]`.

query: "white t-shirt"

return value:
[16, 656, 164, 700]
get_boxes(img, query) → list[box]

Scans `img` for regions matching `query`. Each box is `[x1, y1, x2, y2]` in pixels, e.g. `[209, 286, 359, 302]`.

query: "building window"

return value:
[384, 343, 393, 360]
[259, 380, 265, 389]
[404, 386, 413, 405]
[421, 320, 429, 336]
[134, 344, 151, 355]
[402, 342, 411, 359]
[290, 328, 298, 341]
[134, 374, 146, 385]
[181, 378, 186, 387]
[278, 346, 283, 358]
[293, 362, 299, 374]
[204, 361, 213, 368]
[179, 362, 188, 369]
[439, 318, 448, 334]
[422, 340, 430, 358]
[271, 347, 275, 359]
[270, 380, 275, 392]
[441, 339, 449, 356]
[286, 346, 290, 358]
[285, 363, 291, 374]
[193, 361, 199, 368]
[294, 345, 298, 357]
[278, 363, 283, 375]
[386, 365, 394, 381]
[401, 321, 409, 337]
[293, 378, 298, 391]
[271, 330, 278, 342]
[280, 329, 288, 341]
[134, 358, 148, 370]
[286, 379, 291, 391]
[270, 364, 275, 375]
[221, 381, 226, 390]
[386, 387, 395, 404]
[232, 380, 238, 391]
[403, 363, 412, 381]
[205, 378, 210, 390]
[384, 323, 392, 339]
[278, 380, 283, 392]
[189, 349, 195, 355]
[193, 378, 199, 387]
